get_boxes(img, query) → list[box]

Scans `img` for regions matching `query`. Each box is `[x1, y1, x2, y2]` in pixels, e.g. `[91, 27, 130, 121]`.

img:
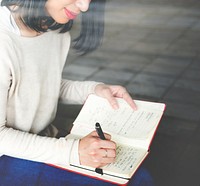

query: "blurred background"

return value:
[59, 0, 200, 185]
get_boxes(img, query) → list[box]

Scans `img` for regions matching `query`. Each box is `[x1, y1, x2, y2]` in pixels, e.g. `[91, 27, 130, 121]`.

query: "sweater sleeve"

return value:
[59, 79, 103, 104]
[0, 69, 75, 165]
[0, 35, 74, 166]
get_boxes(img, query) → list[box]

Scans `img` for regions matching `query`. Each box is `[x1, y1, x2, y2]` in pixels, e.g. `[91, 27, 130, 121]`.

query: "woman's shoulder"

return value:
[0, 31, 13, 45]
[0, 6, 20, 35]
[0, 31, 17, 55]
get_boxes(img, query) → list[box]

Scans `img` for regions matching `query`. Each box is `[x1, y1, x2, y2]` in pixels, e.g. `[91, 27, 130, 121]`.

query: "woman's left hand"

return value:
[94, 84, 137, 110]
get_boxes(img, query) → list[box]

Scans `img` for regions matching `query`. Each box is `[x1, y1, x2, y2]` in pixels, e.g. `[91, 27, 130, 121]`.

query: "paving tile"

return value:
[105, 9, 147, 26]
[181, 68, 200, 80]
[163, 101, 200, 122]
[62, 73, 86, 81]
[171, 38, 200, 53]
[174, 78, 200, 92]
[106, 28, 148, 43]
[92, 69, 134, 84]
[144, 133, 191, 186]
[174, 143, 200, 186]
[143, 30, 180, 43]
[107, 52, 153, 72]
[87, 76, 125, 86]
[126, 82, 167, 99]
[86, 50, 121, 61]
[132, 73, 174, 87]
[181, 29, 200, 41]
[132, 0, 199, 7]
[140, 37, 173, 50]
[116, 27, 151, 41]
[142, 62, 184, 77]
[106, 3, 151, 25]
[63, 64, 99, 78]
[190, 59, 200, 70]
[191, 21, 200, 31]
[161, 47, 197, 58]
[73, 57, 111, 68]
[107, 62, 145, 73]
[166, 16, 196, 28]
[158, 116, 199, 136]
[164, 87, 200, 106]
[139, 14, 172, 28]
[131, 41, 170, 55]
[116, 51, 155, 64]
[101, 39, 134, 53]
[191, 125, 200, 143]
[104, 24, 124, 34]
[152, 56, 192, 68]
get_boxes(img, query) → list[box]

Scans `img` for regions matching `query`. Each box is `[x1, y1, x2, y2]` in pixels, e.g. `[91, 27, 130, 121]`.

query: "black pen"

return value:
[95, 122, 105, 175]
[95, 122, 106, 140]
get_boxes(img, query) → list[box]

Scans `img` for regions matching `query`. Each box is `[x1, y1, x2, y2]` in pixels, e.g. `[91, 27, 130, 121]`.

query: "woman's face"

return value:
[45, 0, 91, 24]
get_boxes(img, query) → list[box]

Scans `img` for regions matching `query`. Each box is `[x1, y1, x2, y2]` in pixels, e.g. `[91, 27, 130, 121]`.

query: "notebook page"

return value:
[73, 95, 165, 140]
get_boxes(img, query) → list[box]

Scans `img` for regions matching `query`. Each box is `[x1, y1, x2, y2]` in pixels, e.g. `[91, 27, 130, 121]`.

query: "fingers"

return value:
[79, 132, 116, 168]
[107, 89, 137, 110]
[90, 131, 116, 149]
[91, 131, 111, 141]
[89, 137, 116, 167]
[90, 145, 116, 158]
[90, 148, 116, 168]
[98, 139, 116, 149]
[111, 85, 137, 110]
[97, 148, 116, 158]
[103, 91, 119, 110]
[94, 84, 137, 110]
[96, 86, 119, 110]
[121, 91, 137, 110]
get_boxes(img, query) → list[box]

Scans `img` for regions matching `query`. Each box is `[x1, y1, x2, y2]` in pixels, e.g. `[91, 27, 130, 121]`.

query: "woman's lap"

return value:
[0, 156, 154, 186]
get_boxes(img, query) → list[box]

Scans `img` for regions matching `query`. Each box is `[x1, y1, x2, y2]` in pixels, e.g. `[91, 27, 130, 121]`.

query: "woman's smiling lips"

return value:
[64, 8, 78, 20]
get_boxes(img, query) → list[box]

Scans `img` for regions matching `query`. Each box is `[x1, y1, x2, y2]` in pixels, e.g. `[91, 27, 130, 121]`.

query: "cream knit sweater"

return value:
[0, 6, 99, 166]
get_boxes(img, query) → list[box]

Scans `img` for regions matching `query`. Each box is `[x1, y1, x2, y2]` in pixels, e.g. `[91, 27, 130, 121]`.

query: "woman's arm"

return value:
[0, 40, 75, 166]
[59, 80, 137, 110]
[59, 79, 103, 104]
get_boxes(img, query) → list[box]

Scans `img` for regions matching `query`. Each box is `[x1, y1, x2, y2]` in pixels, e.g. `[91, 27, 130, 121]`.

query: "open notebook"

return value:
[52, 94, 165, 185]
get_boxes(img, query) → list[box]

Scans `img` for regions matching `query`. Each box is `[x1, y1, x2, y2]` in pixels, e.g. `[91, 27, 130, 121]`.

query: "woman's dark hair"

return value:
[1, 0, 106, 55]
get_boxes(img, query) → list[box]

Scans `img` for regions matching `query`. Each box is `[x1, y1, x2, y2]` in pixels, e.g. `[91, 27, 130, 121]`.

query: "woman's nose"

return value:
[75, 0, 90, 12]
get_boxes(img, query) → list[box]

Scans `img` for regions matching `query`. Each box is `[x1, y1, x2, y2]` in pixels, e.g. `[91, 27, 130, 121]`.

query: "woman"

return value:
[0, 0, 137, 170]
[0, 0, 155, 185]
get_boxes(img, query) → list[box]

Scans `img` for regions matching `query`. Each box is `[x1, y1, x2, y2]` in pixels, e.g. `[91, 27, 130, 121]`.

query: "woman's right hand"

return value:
[79, 131, 116, 168]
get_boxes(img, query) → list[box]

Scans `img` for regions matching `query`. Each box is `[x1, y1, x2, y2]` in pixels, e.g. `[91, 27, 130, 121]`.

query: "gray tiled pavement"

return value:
[59, 0, 200, 185]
